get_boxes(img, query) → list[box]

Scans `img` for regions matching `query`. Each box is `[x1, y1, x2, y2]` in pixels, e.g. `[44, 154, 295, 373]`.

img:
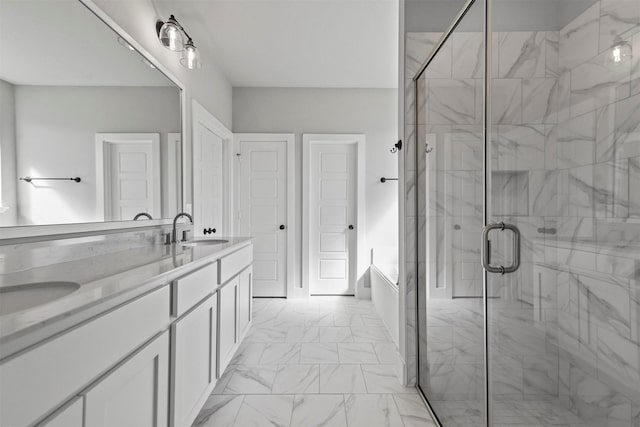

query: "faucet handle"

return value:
[181, 229, 191, 242]
[164, 232, 172, 245]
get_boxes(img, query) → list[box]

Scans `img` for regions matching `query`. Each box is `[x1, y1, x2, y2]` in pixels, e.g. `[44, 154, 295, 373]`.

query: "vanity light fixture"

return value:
[158, 15, 185, 51]
[180, 38, 201, 69]
[157, 15, 201, 69]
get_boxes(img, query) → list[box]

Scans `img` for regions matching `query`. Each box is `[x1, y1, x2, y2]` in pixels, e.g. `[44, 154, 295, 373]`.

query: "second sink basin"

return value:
[0, 281, 81, 316]
[181, 239, 229, 247]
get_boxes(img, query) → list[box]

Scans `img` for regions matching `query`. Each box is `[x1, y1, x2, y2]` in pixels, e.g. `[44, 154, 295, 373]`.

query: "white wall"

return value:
[91, 0, 234, 207]
[14, 86, 180, 225]
[0, 79, 17, 226]
[233, 87, 399, 291]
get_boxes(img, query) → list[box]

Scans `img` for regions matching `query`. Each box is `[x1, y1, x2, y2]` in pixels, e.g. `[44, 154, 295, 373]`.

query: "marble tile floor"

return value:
[193, 296, 437, 427]
[434, 398, 597, 427]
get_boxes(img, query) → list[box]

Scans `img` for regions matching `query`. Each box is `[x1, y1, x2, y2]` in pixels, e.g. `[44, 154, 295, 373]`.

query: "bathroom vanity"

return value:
[0, 237, 253, 427]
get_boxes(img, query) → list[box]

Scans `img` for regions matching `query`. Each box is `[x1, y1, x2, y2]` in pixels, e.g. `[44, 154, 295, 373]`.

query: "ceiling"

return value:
[0, 0, 175, 87]
[152, 0, 399, 89]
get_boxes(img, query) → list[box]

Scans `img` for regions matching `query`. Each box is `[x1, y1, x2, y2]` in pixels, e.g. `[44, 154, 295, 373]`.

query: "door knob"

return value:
[279, 225, 286, 230]
[348, 225, 354, 230]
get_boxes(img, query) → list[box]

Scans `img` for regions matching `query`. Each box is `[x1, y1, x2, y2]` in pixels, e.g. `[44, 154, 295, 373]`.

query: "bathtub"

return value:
[370, 249, 399, 346]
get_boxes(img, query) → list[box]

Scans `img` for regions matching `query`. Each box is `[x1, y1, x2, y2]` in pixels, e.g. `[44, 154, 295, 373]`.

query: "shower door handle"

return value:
[481, 222, 521, 275]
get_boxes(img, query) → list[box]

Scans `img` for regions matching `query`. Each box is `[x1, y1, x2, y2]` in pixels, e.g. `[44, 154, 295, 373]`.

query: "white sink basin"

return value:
[0, 282, 80, 316]
[181, 239, 229, 246]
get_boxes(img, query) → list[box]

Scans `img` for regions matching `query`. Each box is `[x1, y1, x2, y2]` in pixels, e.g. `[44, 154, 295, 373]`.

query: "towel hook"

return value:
[390, 140, 402, 153]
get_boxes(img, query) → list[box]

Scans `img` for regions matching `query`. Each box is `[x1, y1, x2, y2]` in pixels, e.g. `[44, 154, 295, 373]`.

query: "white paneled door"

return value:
[192, 101, 232, 237]
[194, 126, 223, 233]
[307, 141, 358, 295]
[95, 133, 161, 221]
[237, 135, 293, 297]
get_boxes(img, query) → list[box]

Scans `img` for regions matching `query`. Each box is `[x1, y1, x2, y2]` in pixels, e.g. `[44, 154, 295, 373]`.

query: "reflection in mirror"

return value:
[0, 0, 182, 227]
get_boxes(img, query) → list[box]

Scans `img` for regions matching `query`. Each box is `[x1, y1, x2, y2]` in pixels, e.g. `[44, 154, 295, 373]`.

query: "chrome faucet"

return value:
[172, 212, 193, 243]
[133, 212, 152, 220]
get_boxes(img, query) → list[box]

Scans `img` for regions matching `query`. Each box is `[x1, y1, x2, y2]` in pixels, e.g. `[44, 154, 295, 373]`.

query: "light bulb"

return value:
[158, 16, 185, 52]
[609, 41, 632, 66]
[180, 40, 201, 69]
[167, 27, 180, 50]
[612, 45, 622, 63]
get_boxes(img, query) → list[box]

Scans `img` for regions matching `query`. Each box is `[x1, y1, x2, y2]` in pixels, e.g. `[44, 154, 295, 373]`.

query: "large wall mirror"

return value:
[0, 0, 183, 228]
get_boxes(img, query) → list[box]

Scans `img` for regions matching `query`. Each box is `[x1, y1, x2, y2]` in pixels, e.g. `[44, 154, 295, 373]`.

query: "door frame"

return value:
[302, 134, 366, 298]
[95, 133, 161, 221]
[234, 133, 296, 298]
[166, 133, 182, 218]
[192, 100, 233, 237]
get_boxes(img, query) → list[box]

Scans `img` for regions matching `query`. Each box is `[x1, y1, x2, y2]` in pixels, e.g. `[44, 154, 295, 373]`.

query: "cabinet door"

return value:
[237, 267, 252, 338]
[84, 331, 169, 427]
[39, 397, 83, 427]
[171, 294, 217, 427]
[218, 278, 238, 375]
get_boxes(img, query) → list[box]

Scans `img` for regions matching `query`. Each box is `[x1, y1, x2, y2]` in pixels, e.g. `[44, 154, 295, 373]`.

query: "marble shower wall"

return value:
[405, 0, 640, 422]
[542, 0, 640, 423]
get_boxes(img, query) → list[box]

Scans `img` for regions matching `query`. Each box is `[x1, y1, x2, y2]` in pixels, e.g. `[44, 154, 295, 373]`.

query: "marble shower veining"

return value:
[405, 0, 640, 424]
[192, 297, 436, 427]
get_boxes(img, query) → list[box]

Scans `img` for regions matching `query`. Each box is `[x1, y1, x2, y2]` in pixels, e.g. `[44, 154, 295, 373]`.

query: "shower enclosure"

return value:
[412, 0, 640, 425]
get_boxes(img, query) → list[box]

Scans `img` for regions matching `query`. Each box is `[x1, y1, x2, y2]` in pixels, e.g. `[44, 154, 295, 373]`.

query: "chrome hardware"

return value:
[181, 229, 191, 242]
[203, 227, 216, 235]
[133, 212, 152, 220]
[20, 176, 81, 183]
[164, 232, 172, 245]
[537, 227, 557, 235]
[172, 212, 193, 243]
[481, 222, 521, 275]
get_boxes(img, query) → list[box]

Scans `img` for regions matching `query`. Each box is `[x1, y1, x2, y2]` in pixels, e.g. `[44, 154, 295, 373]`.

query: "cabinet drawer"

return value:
[0, 286, 170, 427]
[218, 244, 253, 284]
[173, 262, 217, 317]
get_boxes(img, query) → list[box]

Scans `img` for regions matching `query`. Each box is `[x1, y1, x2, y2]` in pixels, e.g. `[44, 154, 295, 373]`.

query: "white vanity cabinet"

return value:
[218, 276, 238, 373]
[238, 267, 252, 339]
[83, 331, 169, 427]
[170, 293, 217, 427]
[0, 286, 170, 427]
[217, 244, 253, 376]
[168, 243, 253, 427]
[1, 241, 253, 427]
[41, 398, 84, 427]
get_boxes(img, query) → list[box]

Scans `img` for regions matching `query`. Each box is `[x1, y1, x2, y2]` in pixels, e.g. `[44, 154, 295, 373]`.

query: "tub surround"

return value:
[0, 234, 251, 359]
[371, 264, 400, 347]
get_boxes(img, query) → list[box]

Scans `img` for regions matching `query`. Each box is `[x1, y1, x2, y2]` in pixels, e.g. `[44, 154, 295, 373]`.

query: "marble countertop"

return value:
[0, 237, 252, 359]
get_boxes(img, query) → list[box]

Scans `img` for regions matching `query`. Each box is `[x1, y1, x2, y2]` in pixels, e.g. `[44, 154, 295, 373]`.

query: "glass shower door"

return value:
[415, 1, 487, 425]
[485, 0, 640, 425]
[415, 0, 640, 424]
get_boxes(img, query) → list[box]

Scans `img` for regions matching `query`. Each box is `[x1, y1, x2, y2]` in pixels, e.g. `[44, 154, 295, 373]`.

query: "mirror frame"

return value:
[0, 0, 187, 240]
